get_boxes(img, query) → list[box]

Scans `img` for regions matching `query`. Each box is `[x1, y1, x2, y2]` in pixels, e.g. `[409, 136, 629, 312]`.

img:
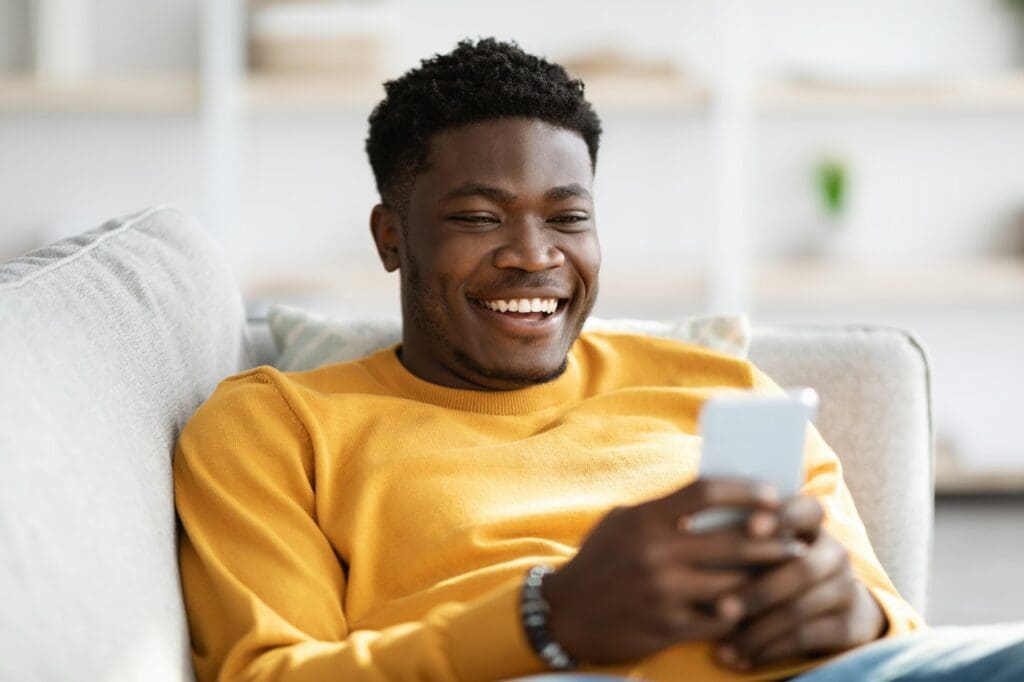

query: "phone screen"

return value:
[689, 388, 818, 533]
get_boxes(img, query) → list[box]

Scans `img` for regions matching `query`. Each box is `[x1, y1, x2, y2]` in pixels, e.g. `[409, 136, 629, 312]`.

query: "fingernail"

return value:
[717, 645, 737, 665]
[717, 595, 745, 621]
[748, 512, 777, 537]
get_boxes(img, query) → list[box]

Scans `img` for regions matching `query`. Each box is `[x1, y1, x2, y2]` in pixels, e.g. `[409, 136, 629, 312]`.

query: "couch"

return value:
[0, 206, 934, 681]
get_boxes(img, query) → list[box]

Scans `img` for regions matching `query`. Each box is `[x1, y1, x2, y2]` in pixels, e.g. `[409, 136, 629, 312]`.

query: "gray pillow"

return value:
[267, 302, 750, 372]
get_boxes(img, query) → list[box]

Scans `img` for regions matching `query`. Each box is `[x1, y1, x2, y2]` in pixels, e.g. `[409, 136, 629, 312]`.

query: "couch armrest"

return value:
[749, 325, 934, 617]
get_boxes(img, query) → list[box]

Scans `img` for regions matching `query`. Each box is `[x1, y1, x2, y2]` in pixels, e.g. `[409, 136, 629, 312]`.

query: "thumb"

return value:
[646, 478, 781, 526]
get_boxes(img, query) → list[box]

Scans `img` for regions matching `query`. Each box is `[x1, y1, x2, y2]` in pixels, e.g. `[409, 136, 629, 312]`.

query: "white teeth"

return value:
[478, 297, 560, 314]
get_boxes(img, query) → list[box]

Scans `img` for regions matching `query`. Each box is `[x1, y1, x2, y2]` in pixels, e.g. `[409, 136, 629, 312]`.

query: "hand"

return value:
[542, 479, 807, 665]
[713, 496, 887, 671]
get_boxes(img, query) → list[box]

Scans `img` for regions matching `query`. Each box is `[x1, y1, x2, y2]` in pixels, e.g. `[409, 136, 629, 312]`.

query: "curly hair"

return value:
[365, 37, 602, 211]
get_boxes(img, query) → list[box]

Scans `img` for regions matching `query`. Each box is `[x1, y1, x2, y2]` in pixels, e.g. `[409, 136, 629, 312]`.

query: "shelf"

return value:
[936, 468, 1024, 496]
[0, 73, 197, 114]
[241, 260, 1024, 311]
[246, 73, 384, 114]
[245, 72, 708, 114]
[5, 71, 1024, 116]
[753, 260, 1024, 308]
[760, 72, 1024, 114]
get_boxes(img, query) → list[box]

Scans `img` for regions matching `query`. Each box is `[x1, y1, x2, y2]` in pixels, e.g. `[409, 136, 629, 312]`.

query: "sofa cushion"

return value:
[748, 325, 934, 615]
[266, 302, 751, 372]
[0, 206, 251, 681]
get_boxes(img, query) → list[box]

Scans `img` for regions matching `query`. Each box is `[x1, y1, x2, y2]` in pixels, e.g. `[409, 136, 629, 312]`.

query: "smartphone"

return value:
[689, 387, 819, 533]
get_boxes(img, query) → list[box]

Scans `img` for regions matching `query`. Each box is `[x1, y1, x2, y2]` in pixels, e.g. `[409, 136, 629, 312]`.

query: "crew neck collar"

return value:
[363, 344, 583, 415]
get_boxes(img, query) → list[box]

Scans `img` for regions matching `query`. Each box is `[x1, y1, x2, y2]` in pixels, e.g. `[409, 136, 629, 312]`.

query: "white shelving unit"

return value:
[4, 46, 1023, 316]
[5, 2, 1024, 489]
[9, 72, 1024, 115]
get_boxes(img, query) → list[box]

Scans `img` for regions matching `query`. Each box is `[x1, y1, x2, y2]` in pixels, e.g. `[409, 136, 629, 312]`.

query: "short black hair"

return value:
[366, 37, 602, 210]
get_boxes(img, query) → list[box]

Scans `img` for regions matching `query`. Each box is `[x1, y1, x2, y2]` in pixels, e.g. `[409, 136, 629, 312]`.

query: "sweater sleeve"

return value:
[751, 368, 926, 638]
[173, 371, 544, 682]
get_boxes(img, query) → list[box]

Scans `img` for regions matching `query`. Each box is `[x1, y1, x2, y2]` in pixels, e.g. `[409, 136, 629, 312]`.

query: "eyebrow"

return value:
[440, 182, 593, 204]
[442, 183, 517, 203]
[544, 183, 592, 202]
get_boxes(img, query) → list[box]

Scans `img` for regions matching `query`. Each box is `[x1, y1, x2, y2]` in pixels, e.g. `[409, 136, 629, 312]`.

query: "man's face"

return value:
[372, 118, 601, 390]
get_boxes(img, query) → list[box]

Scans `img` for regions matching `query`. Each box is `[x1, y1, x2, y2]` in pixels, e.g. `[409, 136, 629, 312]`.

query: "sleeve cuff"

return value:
[865, 582, 927, 639]
[445, 578, 548, 682]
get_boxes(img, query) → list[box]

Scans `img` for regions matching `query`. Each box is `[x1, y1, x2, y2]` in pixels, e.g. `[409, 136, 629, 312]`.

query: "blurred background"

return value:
[1, 0, 1022, 625]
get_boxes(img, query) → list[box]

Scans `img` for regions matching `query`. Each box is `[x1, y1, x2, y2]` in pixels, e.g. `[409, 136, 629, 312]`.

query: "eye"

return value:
[548, 214, 590, 231]
[448, 214, 500, 227]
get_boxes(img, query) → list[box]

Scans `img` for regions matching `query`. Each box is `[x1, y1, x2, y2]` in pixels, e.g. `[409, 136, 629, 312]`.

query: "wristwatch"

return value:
[519, 564, 579, 671]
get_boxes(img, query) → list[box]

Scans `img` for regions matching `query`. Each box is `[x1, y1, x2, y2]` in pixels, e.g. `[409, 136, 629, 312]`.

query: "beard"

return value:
[401, 253, 589, 387]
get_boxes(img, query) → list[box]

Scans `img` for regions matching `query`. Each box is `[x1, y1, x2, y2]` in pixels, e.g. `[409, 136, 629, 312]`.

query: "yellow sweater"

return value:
[174, 331, 923, 682]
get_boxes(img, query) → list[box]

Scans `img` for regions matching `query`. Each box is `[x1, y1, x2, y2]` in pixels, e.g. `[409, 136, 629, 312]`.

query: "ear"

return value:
[370, 204, 402, 272]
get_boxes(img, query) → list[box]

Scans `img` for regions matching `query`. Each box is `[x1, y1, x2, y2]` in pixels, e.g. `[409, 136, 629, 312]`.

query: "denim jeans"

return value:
[509, 622, 1024, 681]
[793, 623, 1024, 681]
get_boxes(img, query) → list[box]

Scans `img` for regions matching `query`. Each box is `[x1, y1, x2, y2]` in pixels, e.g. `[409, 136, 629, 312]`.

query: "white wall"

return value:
[2, 0, 1023, 469]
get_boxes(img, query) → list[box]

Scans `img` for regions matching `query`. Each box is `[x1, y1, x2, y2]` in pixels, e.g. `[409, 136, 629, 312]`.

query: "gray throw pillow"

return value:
[267, 303, 750, 372]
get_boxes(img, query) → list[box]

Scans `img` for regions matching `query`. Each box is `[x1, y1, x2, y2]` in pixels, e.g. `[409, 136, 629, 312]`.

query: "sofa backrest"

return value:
[748, 327, 934, 615]
[0, 206, 250, 681]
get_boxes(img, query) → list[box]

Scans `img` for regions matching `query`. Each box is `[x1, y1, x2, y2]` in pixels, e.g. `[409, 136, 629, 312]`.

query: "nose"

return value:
[492, 219, 566, 272]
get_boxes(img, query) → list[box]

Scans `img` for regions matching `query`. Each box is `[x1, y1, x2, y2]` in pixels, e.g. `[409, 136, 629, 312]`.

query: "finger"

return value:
[647, 478, 780, 525]
[749, 613, 854, 667]
[717, 533, 849, 620]
[726, 570, 856, 664]
[675, 566, 751, 602]
[635, 556, 750, 606]
[746, 510, 779, 538]
[682, 528, 807, 567]
[777, 495, 825, 541]
[664, 605, 743, 642]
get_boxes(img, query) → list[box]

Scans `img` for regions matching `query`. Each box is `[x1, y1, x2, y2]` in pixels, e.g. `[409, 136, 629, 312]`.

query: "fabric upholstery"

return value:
[749, 326, 934, 615]
[0, 206, 250, 681]
[266, 302, 751, 372]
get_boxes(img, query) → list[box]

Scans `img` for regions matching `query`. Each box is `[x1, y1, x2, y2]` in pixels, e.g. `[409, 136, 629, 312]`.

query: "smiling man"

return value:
[173, 39, 1023, 682]
[371, 115, 599, 390]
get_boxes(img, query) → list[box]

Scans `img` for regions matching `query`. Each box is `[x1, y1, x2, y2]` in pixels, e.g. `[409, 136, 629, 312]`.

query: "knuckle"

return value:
[825, 540, 851, 571]
[647, 568, 677, 602]
[794, 553, 817, 584]
[690, 478, 713, 502]
[638, 542, 667, 572]
[784, 595, 805, 621]
[806, 496, 825, 521]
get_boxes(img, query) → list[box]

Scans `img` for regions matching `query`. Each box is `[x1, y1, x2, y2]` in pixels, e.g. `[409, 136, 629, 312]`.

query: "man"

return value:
[173, 39, 1021, 680]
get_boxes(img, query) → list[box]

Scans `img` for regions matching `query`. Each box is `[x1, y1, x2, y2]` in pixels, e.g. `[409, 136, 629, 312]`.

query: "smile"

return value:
[473, 297, 561, 315]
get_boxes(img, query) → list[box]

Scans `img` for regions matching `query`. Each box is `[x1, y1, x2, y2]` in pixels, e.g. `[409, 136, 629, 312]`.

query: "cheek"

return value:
[569, 234, 602, 283]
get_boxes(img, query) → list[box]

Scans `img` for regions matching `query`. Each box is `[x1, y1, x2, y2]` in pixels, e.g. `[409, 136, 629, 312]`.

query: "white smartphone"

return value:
[689, 387, 819, 533]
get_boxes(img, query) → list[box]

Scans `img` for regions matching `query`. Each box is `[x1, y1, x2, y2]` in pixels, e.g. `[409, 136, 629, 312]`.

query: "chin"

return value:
[455, 347, 569, 387]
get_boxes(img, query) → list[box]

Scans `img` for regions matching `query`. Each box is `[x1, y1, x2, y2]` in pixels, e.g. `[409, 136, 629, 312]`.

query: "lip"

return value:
[467, 295, 570, 336]
[468, 290, 570, 301]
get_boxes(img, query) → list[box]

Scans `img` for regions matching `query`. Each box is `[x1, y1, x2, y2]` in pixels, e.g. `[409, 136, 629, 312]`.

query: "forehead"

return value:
[412, 118, 594, 201]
